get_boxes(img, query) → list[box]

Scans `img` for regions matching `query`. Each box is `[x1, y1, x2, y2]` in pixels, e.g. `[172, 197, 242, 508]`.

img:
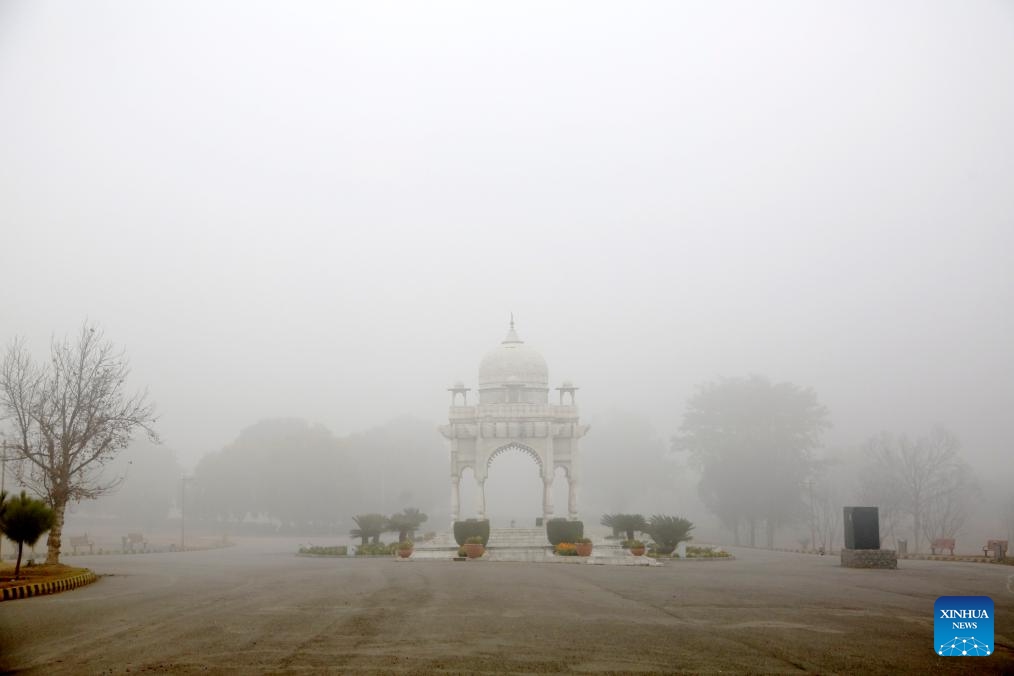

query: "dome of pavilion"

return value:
[478, 321, 548, 388]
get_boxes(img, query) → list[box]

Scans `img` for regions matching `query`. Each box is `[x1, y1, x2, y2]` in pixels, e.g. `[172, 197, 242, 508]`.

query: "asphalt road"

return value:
[1, 539, 1011, 674]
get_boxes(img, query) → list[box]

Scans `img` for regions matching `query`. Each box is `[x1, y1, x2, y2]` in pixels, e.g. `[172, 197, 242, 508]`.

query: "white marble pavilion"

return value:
[440, 319, 589, 523]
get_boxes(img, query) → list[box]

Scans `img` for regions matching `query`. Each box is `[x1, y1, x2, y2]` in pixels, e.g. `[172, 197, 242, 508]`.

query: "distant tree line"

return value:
[188, 417, 446, 535]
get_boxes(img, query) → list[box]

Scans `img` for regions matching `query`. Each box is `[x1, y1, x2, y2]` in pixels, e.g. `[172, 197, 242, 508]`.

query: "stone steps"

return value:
[488, 528, 548, 548]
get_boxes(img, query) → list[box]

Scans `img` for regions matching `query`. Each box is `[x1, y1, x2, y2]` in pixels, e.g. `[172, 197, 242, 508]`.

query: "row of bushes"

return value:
[297, 542, 420, 556]
[601, 513, 695, 554]
[299, 545, 348, 556]
[452, 518, 586, 547]
[450, 514, 694, 553]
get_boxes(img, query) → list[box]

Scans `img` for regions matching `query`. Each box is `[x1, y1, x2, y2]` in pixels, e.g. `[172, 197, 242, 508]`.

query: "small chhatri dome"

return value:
[478, 318, 548, 388]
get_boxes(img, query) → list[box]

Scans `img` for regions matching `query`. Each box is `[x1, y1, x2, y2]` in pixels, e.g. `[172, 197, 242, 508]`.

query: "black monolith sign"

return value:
[843, 506, 879, 550]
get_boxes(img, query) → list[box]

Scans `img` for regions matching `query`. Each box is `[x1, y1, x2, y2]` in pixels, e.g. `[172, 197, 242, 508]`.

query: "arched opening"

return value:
[458, 466, 478, 520]
[484, 445, 543, 528]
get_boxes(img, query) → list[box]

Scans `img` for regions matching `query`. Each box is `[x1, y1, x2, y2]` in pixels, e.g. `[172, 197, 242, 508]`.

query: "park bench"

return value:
[122, 532, 148, 553]
[930, 538, 955, 556]
[983, 539, 1008, 560]
[69, 534, 94, 555]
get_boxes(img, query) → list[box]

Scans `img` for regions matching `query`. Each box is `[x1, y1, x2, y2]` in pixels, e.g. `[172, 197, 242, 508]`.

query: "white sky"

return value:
[1, 1, 1012, 471]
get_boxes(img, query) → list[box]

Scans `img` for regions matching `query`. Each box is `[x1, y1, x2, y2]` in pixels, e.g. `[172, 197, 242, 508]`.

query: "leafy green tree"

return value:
[1, 491, 56, 578]
[387, 507, 428, 543]
[350, 513, 386, 545]
[601, 513, 647, 541]
[646, 515, 694, 554]
[674, 375, 830, 548]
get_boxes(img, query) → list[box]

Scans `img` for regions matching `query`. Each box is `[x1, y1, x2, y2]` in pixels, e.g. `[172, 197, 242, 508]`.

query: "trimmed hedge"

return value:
[356, 542, 397, 556]
[453, 519, 490, 546]
[546, 518, 583, 545]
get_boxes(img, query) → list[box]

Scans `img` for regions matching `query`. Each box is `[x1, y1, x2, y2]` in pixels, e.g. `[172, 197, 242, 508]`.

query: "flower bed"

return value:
[298, 545, 348, 556]
[555, 542, 578, 556]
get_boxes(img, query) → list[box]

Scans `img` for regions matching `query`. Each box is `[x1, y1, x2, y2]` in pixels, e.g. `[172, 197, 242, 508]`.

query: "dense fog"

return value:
[1, 2, 1012, 552]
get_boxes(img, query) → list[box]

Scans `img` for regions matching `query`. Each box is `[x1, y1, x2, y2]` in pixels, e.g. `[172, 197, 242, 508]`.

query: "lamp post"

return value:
[0, 435, 7, 562]
[180, 475, 193, 552]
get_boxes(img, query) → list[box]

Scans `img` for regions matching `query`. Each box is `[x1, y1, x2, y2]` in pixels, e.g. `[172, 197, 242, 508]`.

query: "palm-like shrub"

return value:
[601, 513, 647, 541]
[350, 513, 387, 545]
[645, 514, 694, 554]
[388, 507, 428, 543]
[1, 491, 56, 578]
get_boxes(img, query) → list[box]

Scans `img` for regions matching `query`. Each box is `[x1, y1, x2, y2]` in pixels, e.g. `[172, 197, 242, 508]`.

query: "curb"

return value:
[1, 571, 98, 602]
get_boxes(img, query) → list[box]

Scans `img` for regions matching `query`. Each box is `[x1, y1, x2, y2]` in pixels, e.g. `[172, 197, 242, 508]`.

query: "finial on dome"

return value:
[503, 313, 522, 344]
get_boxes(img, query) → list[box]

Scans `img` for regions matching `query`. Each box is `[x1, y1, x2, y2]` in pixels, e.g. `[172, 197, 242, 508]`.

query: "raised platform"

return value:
[841, 548, 898, 569]
[413, 528, 660, 565]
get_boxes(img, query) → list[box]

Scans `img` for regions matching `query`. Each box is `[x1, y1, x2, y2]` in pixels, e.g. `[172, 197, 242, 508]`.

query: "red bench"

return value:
[930, 538, 955, 555]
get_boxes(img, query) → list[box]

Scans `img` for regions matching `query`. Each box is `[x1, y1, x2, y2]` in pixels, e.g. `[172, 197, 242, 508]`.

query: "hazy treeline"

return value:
[187, 417, 447, 535]
[60, 377, 1013, 552]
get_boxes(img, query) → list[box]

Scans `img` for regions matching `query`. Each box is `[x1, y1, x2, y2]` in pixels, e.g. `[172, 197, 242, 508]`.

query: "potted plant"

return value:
[397, 540, 414, 558]
[463, 536, 485, 559]
[575, 537, 593, 557]
[626, 539, 646, 556]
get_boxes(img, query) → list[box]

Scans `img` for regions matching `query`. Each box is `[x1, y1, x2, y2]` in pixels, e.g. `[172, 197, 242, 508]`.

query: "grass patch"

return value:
[0, 562, 91, 588]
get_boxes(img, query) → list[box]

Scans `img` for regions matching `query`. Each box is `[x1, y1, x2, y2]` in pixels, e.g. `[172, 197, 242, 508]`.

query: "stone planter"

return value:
[464, 543, 485, 559]
[575, 542, 593, 557]
[629, 546, 646, 556]
[397, 548, 413, 559]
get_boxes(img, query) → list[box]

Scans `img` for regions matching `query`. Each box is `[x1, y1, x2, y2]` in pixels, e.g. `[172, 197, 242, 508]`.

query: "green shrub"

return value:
[356, 542, 396, 556]
[0, 491, 56, 578]
[546, 518, 583, 545]
[645, 514, 694, 555]
[685, 545, 730, 558]
[465, 536, 484, 545]
[453, 519, 490, 546]
[298, 545, 348, 556]
[601, 513, 647, 541]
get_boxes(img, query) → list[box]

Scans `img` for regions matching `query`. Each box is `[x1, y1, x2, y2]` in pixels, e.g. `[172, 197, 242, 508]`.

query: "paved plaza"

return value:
[0, 538, 1011, 673]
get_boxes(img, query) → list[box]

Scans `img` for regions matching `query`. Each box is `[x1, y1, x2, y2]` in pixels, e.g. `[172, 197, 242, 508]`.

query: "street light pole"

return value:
[180, 475, 194, 552]
[180, 475, 186, 552]
[0, 437, 6, 562]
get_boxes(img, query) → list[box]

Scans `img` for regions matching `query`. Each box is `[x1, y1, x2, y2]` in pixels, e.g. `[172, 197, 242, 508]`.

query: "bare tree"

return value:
[862, 428, 969, 554]
[0, 324, 157, 563]
[858, 445, 905, 548]
[921, 470, 974, 546]
[806, 472, 843, 553]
